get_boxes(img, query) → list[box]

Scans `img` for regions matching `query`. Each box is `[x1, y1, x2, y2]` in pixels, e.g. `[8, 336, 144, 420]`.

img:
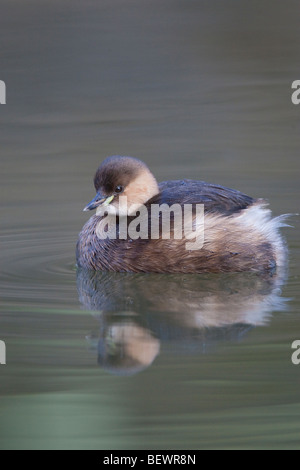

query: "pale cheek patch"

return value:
[115, 170, 160, 216]
[127, 170, 159, 202]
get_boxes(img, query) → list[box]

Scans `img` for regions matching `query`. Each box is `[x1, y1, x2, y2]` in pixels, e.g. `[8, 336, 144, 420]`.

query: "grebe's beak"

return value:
[83, 193, 114, 212]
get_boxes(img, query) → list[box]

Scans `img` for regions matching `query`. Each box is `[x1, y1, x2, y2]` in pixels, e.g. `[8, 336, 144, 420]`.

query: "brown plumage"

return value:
[76, 156, 288, 274]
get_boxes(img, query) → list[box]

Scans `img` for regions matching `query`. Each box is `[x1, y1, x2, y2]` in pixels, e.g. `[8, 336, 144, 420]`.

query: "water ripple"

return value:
[0, 230, 76, 304]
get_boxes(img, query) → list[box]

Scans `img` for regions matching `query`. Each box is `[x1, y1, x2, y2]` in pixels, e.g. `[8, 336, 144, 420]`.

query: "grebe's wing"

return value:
[156, 180, 256, 215]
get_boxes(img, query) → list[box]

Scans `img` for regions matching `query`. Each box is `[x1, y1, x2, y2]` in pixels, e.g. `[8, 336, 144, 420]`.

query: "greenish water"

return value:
[0, 0, 300, 450]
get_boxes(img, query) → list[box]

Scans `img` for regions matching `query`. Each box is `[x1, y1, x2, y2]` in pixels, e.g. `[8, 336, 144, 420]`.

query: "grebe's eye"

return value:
[115, 185, 124, 194]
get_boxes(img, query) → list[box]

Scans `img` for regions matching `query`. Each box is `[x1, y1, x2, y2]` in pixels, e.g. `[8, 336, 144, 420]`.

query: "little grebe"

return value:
[76, 156, 288, 274]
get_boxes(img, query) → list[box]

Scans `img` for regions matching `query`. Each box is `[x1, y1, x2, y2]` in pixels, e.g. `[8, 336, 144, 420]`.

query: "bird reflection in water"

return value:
[77, 268, 288, 376]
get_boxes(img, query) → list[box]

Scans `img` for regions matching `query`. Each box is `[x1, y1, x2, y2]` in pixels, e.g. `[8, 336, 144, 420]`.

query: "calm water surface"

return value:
[0, 0, 300, 449]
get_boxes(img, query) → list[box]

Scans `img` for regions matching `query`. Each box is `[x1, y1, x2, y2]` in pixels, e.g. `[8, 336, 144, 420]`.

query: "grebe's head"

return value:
[83, 156, 159, 216]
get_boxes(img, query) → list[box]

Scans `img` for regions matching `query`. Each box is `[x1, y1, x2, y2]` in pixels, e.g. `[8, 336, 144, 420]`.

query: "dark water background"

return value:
[0, 0, 300, 449]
